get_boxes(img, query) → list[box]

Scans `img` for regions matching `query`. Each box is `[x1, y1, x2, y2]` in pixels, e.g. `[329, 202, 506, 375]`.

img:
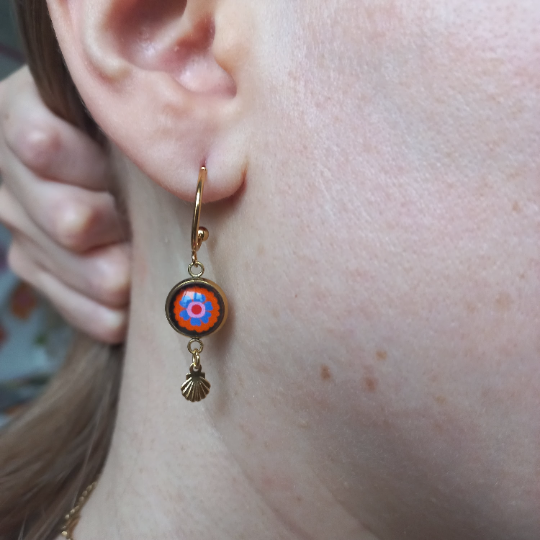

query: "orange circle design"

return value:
[173, 285, 221, 334]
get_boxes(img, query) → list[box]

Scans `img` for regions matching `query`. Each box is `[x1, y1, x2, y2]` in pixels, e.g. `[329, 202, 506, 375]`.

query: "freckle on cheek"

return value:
[376, 350, 388, 361]
[495, 292, 513, 312]
[434, 422, 444, 433]
[363, 376, 378, 392]
[320, 365, 332, 381]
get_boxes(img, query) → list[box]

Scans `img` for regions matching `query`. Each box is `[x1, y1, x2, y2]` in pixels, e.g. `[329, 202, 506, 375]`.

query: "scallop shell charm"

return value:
[181, 364, 211, 402]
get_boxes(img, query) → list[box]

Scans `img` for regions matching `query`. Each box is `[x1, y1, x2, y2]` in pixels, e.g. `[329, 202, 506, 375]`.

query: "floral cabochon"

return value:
[166, 279, 228, 338]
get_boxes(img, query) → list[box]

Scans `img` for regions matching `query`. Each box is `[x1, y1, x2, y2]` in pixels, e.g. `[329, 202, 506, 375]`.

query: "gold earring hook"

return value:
[191, 166, 209, 261]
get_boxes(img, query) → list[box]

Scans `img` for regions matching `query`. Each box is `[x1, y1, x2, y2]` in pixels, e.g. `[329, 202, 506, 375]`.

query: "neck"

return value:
[72, 155, 377, 540]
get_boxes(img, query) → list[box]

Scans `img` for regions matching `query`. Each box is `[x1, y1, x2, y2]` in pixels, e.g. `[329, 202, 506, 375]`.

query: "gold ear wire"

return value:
[191, 166, 209, 260]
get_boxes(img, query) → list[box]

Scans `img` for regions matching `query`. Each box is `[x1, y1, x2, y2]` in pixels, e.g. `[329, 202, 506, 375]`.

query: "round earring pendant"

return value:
[165, 278, 228, 338]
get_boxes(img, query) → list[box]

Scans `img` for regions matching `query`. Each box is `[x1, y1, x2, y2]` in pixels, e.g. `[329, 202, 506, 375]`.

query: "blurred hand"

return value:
[0, 66, 130, 344]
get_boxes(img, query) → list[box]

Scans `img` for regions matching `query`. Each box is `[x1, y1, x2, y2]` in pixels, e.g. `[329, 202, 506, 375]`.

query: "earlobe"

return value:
[46, 0, 247, 202]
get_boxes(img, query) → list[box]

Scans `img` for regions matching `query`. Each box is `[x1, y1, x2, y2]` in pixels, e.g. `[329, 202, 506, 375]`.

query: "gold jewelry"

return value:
[165, 167, 229, 402]
[60, 480, 98, 539]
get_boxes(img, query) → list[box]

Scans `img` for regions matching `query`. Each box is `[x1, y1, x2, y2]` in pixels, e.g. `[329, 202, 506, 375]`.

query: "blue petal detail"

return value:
[190, 317, 202, 327]
[204, 302, 213, 311]
[201, 313, 211, 324]
[180, 309, 190, 320]
[194, 292, 206, 303]
[179, 295, 192, 308]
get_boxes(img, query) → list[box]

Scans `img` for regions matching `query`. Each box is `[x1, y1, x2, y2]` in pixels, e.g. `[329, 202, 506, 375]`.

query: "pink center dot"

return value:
[191, 304, 202, 315]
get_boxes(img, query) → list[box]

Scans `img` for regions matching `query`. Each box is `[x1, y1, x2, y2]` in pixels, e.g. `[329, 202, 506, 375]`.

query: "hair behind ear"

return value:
[0, 336, 123, 540]
[0, 3, 123, 539]
[14, 0, 101, 142]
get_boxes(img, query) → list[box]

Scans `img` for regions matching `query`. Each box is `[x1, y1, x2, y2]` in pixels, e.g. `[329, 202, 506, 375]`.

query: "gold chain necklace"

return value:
[60, 480, 98, 540]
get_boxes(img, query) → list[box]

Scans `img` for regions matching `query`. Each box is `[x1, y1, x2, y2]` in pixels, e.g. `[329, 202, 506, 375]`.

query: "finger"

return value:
[7, 243, 127, 344]
[19, 234, 131, 309]
[1, 68, 109, 190]
[0, 188, 130, 307]
[0, 164, 127, 252]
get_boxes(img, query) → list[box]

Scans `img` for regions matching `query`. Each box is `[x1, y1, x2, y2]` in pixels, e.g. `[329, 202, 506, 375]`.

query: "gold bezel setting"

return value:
[165, 277, 228, 339]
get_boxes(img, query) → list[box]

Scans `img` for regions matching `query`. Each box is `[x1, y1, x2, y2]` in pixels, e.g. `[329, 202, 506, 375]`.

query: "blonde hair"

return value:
[0, 3, 122, 539]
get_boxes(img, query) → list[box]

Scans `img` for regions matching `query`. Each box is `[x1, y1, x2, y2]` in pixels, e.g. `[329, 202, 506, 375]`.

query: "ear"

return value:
[46, 0, 251, 202]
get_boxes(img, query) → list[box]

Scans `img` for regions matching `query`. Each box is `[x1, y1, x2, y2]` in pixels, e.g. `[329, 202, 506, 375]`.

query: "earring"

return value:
[165, 167, 228, 402]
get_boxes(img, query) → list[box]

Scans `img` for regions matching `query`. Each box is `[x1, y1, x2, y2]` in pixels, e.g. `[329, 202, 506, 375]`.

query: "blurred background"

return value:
[0, 0, 22, 78]
[0, 0, 70, 426]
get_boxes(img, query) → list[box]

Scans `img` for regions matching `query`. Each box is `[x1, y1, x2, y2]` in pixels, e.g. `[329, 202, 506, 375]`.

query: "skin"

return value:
[33, 0, 540, 538]
[0, 67, 130, 343]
